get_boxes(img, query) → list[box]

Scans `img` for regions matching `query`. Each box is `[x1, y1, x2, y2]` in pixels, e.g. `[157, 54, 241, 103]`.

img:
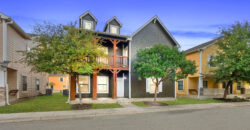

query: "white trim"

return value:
[131, 15, 180, 47]
[198, 50, 203, 99]
[79, 11, 98, 22]
[177, 80, 184, 91]
[76, 76, 91, 94]
[128, 39, 132, 98]
[109, 25, 119, 34]
[82, 20, 94, 30]
[97, 76, 109, 94]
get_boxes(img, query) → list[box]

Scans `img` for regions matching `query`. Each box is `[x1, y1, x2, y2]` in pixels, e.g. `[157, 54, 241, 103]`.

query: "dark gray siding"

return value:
[130, 20, 176, 98]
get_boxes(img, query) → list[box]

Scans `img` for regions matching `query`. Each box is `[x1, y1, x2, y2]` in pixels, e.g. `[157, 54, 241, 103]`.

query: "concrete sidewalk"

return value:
[1, 102, 250, 123]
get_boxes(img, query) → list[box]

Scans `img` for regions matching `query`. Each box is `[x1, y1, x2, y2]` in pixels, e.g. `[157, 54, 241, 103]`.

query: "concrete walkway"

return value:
[1, 102, 250, 123]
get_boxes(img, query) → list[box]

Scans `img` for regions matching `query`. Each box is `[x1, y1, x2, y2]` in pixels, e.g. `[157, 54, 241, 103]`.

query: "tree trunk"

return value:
[154, 82, 159, 103]
[223, 81, 232, 99]
[77, 75, 82, 104]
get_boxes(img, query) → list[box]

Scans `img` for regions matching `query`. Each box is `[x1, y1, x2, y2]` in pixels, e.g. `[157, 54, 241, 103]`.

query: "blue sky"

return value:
[1, 0, 249, 50]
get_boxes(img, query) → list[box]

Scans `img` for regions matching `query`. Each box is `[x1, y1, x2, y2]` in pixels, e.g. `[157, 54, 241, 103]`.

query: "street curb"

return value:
[0, 102, 250, 123]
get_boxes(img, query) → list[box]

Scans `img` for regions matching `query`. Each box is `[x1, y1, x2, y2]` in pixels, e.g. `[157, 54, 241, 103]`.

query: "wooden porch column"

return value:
[112, 70, 117, 99]
[110, 39, 120, 67]
[70, 75, 76, 100]
[92, 69, 98, 100]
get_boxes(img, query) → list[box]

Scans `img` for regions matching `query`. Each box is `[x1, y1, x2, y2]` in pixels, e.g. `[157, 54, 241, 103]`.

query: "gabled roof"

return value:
[0, 13, 30, 39]
[184, 39, 218, 54]
[79, 11, 98, 22]
[131, 15, 180, 47]
[103, 16, 122, 31]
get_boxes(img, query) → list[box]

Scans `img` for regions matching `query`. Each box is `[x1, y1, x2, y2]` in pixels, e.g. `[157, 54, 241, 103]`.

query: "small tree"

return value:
[21, 22, 106, 103]
[133, 44, 196, 102]
[211, 22, 250, 99]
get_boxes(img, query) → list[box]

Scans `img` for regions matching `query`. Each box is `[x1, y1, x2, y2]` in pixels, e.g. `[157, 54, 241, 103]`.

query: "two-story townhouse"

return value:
[176, 39, 250, 98]
[49, 74, 69, 92]
[69, 11, 180, 102]
[0, 13, 48, 106]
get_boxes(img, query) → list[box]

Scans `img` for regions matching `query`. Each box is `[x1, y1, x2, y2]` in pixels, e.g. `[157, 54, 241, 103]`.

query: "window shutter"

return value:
[146, 78, 150, 92]
[158, 78, 163, 92]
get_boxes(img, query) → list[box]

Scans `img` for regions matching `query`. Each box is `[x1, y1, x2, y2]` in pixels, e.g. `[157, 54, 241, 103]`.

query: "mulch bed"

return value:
[214, 98, 249, 102]
[144, 101, 168, 106]
[72, 104, 92, 110]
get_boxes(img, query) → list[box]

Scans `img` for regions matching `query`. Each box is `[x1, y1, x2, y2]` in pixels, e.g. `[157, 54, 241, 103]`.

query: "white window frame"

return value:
[76, 76, 90, 94]
[63, 85, 67, 89]
[36, 78, 40, 91]
[146, 78, 162, 94]
[207, 54, 216, 68]
[203, 80, 208, 88]
[83, 20, 93, 30]
[177, 80, 184, 91]
[110, 25, 119, 34]
[97, 76, 109, 94]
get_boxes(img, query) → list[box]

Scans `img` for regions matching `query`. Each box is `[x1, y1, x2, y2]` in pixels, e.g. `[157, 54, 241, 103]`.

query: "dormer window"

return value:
[83, 20, 93, 30]
[110, 25, 119, 34]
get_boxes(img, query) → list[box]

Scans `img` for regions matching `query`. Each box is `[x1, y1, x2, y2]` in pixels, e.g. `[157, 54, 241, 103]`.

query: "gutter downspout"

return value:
[174, 70, 177, 99]
[128, 37, 132, 99]
[3, 19, 13, 105]
[198, 49, 203, 99]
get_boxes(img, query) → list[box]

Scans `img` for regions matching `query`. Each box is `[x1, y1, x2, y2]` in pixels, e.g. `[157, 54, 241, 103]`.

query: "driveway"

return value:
[1, 105, 250, 130]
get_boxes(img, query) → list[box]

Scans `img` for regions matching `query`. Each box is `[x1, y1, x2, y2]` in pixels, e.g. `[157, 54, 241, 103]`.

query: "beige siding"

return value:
[6, 24, 48, 100]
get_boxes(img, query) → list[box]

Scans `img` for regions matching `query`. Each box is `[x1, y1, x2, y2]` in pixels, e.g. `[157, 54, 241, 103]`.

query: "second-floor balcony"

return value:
[97, 55, 128, 68]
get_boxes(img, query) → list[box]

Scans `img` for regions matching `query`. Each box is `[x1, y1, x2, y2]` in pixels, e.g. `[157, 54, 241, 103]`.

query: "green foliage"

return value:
[133, 44, 196, 81]
[20, 22, 106, 75]
[211, 22, 250, 84]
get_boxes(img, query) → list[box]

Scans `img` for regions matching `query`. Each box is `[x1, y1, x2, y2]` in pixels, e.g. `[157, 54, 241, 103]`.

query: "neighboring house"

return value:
[0, 13, 48, 106]
[49, 74, 69, 92]
[69, 11, 180, 101]
[176, 39, 250, 97]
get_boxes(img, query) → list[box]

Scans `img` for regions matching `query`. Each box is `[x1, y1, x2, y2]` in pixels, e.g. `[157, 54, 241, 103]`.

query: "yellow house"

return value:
[176, 39, 250, 97]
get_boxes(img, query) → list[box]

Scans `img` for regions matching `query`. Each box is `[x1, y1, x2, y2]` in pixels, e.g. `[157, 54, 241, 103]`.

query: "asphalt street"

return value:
[1, 105, 250, 130]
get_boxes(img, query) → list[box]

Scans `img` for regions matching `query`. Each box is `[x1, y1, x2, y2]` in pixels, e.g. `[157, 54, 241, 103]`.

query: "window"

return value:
[83, 20, 93, 30]
[208, 54, 216, 68]
[203, 80, 208, 88]
[99, 47, 108, 64]
[177, 80, 184, 91]
[237, 82, 241, 90]
[36, 78, 40, 91]
[63, 85, 67, 89]
[110, 25, 119, 34]
[22, 76, 27, 91]
[146, 78, 162, 93]
[97, 76, 109, 93]
[78, 76, 90, 93]
[60, 78, 64, 82]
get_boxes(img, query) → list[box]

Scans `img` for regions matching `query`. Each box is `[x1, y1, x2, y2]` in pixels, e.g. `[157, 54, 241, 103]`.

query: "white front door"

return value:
[117, 77, 124, 97]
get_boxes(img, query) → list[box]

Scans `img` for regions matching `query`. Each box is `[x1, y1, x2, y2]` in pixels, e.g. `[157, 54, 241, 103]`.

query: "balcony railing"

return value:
[97, 55, 128, 68]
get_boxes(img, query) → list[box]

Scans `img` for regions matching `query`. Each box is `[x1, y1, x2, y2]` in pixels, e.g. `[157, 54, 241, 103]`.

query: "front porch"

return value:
[70, 35, 130, 101]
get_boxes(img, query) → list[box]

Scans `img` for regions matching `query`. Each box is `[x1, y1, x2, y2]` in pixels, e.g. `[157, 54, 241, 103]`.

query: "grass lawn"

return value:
[133, 97, 224, 107]
[0, 93, 122, 114]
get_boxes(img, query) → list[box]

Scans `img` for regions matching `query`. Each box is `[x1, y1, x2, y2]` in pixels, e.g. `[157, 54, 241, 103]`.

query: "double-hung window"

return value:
[146, 78, 162, 93]
[110, 25, 119, 34]
[78, 76, 90, 93]
[177, 80, 184, 91]
[22, 76, 27, 91]
[97, 76, 109, 93]
[36, 78, 40, 91]
[203, 80, 208, 88]
[237, 82, 241, 90]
